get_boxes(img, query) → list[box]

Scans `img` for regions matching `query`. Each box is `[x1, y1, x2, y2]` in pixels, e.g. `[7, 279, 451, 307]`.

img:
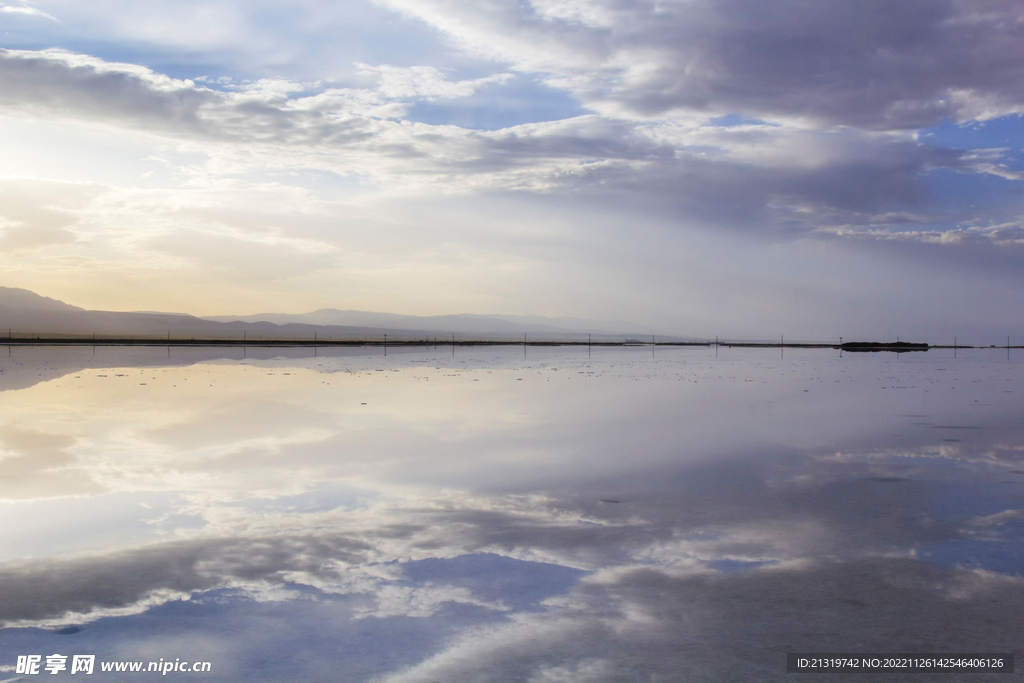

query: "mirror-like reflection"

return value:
[1, 346, 1022, 680]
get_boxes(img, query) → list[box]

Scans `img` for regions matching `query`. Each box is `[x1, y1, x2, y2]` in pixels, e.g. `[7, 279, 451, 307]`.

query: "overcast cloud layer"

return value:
[0, 0, 1022, 336]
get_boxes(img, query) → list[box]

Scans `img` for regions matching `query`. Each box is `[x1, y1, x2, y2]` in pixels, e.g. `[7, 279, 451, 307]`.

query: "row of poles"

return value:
[2, 328, 1019, 351]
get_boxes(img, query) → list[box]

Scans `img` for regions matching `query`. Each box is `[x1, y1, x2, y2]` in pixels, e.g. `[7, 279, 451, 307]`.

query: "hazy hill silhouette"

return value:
[202, 309, 634, 335]
[0, 287, 636, 340]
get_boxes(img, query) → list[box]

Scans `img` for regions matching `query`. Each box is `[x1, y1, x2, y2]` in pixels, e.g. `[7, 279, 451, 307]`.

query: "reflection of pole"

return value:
[715, 335, 718, 358]
[384, 333, 387, 357]
[452, 333, 455, 358]
[589, 333, 591, 358]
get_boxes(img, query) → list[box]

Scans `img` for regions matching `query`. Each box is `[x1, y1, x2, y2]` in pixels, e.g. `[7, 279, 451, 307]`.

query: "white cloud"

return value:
[0, 47, 1012, 227]
[0, 49, 661, 191]
[358, 584, 508, 618]
[377, 559, 1024, 682]
[358, 63, 513, 101]
[0, 4, 57, 21]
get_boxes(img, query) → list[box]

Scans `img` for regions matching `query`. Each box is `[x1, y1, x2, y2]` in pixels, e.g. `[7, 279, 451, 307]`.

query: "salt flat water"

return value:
[0, 345, 1022, 681]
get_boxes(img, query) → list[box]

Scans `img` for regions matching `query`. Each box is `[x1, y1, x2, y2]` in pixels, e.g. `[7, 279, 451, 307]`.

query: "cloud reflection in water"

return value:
[0, 346, 1022, 680]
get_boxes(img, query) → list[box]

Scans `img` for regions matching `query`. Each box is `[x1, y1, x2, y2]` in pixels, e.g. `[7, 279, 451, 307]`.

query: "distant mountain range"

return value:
[202, 310, 637, 335]
[0, 287, 646, 339]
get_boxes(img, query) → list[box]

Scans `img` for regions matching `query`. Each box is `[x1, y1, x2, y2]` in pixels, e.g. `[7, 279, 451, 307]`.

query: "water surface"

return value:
[1, 345, 1022, 681]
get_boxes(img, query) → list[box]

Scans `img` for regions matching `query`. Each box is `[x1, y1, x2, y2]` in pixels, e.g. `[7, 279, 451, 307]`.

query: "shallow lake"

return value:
[1, 345, 1022, 681]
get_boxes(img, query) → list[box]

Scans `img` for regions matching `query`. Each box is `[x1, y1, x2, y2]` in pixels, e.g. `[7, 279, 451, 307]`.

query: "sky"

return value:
[0, 0, 1022, 338]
